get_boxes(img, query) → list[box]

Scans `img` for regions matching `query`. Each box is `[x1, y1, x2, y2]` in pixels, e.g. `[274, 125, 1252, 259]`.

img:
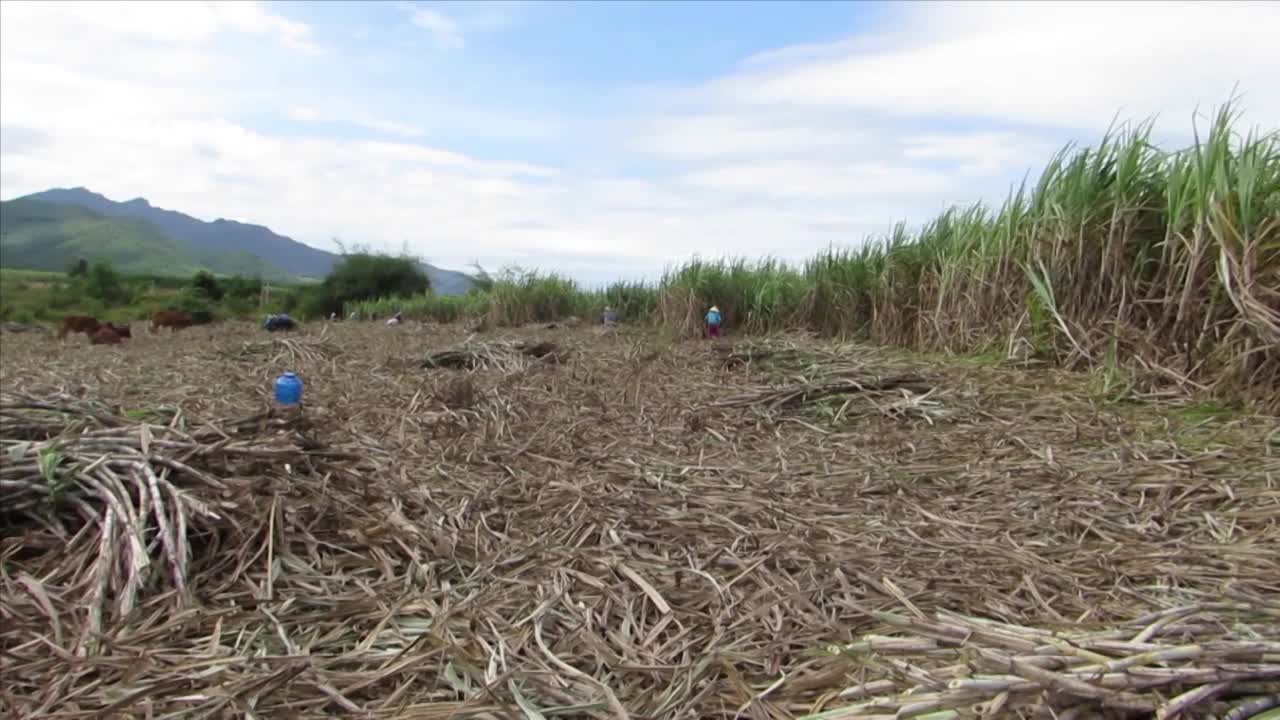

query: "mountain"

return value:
[2, 187, 473, 294]
[27, 188, 337, 278]
[0, 198, 287, 279]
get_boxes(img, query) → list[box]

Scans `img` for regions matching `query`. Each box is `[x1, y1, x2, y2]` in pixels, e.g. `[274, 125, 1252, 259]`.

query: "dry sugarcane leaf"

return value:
[0, 322, 1276, 719]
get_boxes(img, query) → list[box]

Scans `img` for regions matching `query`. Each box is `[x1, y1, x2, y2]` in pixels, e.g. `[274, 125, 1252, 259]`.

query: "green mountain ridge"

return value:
[6, 187, 474, 294]
[0, 198, 296, 279]
[1, 189, 475, 294]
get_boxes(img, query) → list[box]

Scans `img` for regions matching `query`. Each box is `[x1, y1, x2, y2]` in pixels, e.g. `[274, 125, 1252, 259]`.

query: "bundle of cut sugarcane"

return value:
[0, 393, 370, 654]
[421, 339, 566, 370]
[801, 601, 1280, 719]
[226, 333, 341, 364]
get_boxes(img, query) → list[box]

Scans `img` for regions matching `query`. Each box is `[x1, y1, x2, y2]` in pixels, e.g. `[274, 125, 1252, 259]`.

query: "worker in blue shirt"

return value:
[705, 305, 722, 338]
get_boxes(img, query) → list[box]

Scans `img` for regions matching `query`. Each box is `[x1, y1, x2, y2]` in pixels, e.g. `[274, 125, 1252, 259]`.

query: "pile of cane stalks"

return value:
[1, 324, 1278, 718]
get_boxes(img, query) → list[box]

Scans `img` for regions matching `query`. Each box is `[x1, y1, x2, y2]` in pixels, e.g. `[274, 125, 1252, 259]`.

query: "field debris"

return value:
[717, 339, 836, 373]
[1, 321, 1278, 719]
[543, 316, 583, 330]
[421, 338, 567, 370]
[716, 374, 933, 408]
[812, 599, 1280, 718]
[1, 322, 48, 335]
[225, 333, 342, 364]
[713, 338, 947, 422]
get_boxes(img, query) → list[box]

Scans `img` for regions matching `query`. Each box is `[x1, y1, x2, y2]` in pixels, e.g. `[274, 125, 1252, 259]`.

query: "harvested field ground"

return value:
[2, 321, 1278, 719]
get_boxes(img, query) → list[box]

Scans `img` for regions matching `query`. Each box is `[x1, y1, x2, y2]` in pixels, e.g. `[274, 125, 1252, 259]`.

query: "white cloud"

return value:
[287, 107, 426, 139]
[404, 5, 465, 49]
[210, 1, 316, 52]
[0, 1, 317, 54]
[632, 114, 868, 159]
[396, 1, 531, 52]
[619, 0, 1278, 231]
[288, 107, 323, 123]
[352, 116, 427, 139]
[681, 162, 952, 199]
[713, 1, 1280, 131]
[407, 7, 463, 49]
[1, 0, 1277, 283]
[902, 133, 1059, 177]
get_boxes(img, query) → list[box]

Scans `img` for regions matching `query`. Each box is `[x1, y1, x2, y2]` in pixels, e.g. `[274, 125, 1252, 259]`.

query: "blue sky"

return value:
[2, 1, 1277, 285]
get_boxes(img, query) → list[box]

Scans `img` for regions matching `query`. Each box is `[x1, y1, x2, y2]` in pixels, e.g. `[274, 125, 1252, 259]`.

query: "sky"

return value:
[1, 1, 1277, 285]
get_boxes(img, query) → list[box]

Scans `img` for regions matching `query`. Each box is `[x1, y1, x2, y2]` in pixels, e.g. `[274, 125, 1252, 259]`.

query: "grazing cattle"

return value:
[110, 323, 132, 339]
[58, 315, 101, 340]
[90, 325, 122, 345]
[151, 310, 193, 332]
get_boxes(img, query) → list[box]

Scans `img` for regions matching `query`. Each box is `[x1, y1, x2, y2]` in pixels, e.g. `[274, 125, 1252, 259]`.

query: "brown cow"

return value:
[111, 323, 132, 339]
[58, 315, 101, 340]
[90, 325, 122, 345]
[151, 310, 193, 332]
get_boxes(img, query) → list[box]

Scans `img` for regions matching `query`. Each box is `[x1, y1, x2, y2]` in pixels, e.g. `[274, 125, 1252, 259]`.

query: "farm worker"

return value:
[264, 314, 295, 332]
[602, 306, 618, 325]
[705, 305, 722, 338]
[386, 311, 403, 326]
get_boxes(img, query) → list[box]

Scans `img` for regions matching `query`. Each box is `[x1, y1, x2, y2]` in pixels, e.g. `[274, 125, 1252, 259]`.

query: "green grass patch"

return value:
[0, 268, 63, 283]
[1174, 401, 1243, 424]
[0, 263, 306, 324]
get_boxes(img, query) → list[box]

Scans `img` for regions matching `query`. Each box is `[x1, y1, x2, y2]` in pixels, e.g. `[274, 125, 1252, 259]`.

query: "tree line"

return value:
[1, 253, 431, 324]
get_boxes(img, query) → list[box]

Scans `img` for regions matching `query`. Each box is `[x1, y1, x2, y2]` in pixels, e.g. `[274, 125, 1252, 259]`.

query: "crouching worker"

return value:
[705, 305, 722, 339]
[264, 314, 296, 332]
[602, 306, 619, 325]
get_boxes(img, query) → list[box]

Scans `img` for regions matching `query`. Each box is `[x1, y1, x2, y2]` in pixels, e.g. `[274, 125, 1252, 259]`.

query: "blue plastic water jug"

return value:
[274, 372, 303, 407]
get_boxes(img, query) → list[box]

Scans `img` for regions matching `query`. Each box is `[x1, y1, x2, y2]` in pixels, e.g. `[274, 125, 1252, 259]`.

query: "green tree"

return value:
[223, 275, 263, 301]
[308, 253, 430, 317]
[83, 262, 128, 304]
[191, 271, 224, 301]
[67, 258, 89, 277]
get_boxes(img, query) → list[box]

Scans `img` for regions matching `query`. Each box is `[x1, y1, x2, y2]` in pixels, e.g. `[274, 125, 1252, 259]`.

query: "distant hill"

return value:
[0, 198, 285, 279]
[1, 187, 473, 294]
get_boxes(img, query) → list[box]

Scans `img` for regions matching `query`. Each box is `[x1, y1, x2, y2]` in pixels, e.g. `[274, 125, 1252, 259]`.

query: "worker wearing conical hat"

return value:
[705, 305, 722, 339]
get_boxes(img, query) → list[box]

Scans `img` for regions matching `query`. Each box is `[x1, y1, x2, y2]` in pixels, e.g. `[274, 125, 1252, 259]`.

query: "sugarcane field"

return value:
[3, 3, 1280, 714]
[1, 319, 1276, 719]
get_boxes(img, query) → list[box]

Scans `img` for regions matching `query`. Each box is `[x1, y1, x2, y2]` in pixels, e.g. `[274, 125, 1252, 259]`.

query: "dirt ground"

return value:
[2, 321, 1277, 718]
